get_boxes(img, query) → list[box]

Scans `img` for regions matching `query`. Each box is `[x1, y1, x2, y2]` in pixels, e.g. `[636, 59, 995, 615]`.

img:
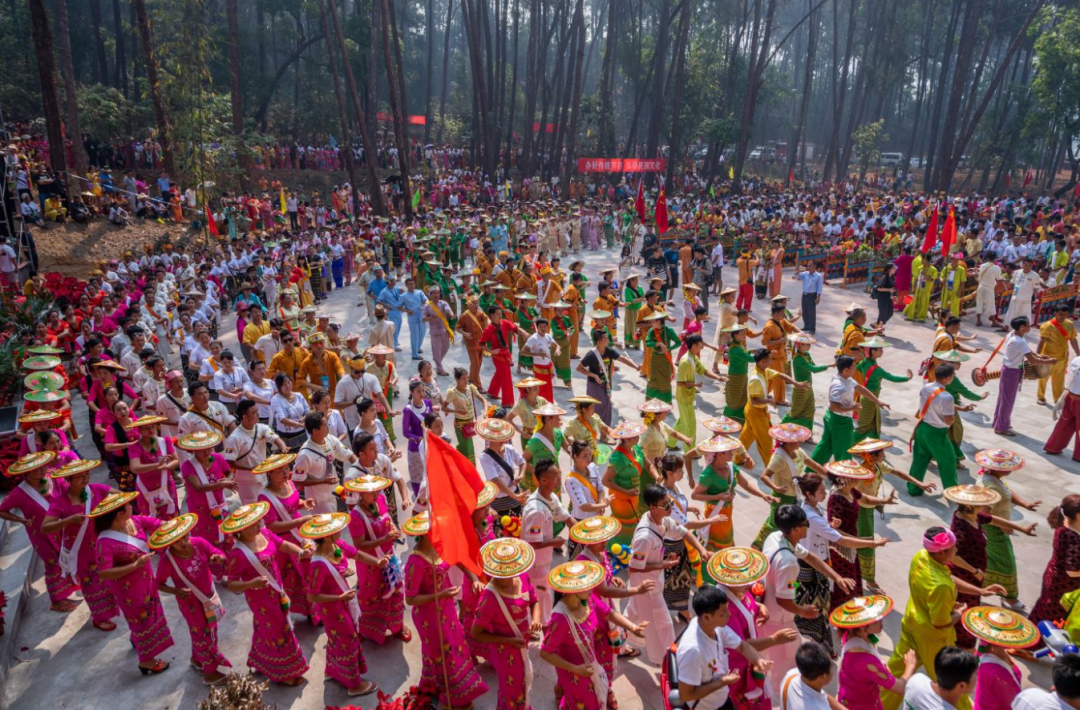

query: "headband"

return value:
[923, 528, 956, 554]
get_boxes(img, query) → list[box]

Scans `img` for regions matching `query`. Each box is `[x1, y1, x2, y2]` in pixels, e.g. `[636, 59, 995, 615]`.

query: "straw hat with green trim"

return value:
[588, 310, 612, 320]
[698, 436, 743, 454]
[51, 458, 100, 478]
[570, 515, 620, 545]
[344, 474, 392, 493]
[176, 430, 222, 451]
[28, 345, 63, 355]
[24, 371, 65, 391]
[848, 439, 892, 455]
[943, 485, 1002, 507]
[532, 404, 568, 417]
[221, 502, 270, 534]
[825, 460, 874, 480]
[18, 410, 60, 424]
[125, 415, 168, 430]
[7, 451, 57, 476]
[402, 511, 430, 536]
[640, 310, 670, 322]
[24, 389, 66, 403]
[481, 537, 536, 578]
[861, 337, 891, 349]
[299, 512, 350, 540]
[829, 595, 895, 629]
[148, 513, 198, 549]
[23, 355, 61, 371]
[252, 453, 297, 474]
[933, 349, 971, 363]
[721, 324, 747, 334]
[961, 606, 1040, 649]
[707, 547, 769, 587]
[769, 423, 811, 444]
[515, 377, 545, 389]
[548, 560, 605, 594]
[703, 416, 742, 434]
[89, 491, 139, 517]
[973, 448, 1024, 472]
[476, 481, 498, 509]
[476, 418, 516, 442]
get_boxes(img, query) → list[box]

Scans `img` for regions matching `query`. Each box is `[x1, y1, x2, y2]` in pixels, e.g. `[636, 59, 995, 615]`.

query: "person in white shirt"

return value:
[333, 357, 389, 430]
[524, 318, 558, 397]
[1012, 653, 1080, 710]
[675, 585, 773, 710]
[241, 360, 275, 423]
[478, 415, 528, 520]
[627, 483, 714, 665]
[1003, 258, 1044, 324]
[223, 400, 287, 504]
[155, 370, 191, 438]
[211, 350, 249, 414]
[901, 647, 978, 710]
[177, 382, 234, 462]
[312, 389, 349, 441]
[908, 363, 962, 495]
[344, 431, 411, 522]
[292, 410, 358, 514]
[760, 505, 855, 702]
[563, 440, 607, 520]
[776, 641, 839, 710]
[974, 252, 1004, 327]
[994, 317, 1055, 437]
[253, 320, 283, 366]
[811, 354, 889, 465]
[521, 459, 576, 625]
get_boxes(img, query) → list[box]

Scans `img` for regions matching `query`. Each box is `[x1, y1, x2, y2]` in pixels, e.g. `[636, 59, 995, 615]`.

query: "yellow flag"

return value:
[728, 166, 734, 180]
[280, 188, 287, 214]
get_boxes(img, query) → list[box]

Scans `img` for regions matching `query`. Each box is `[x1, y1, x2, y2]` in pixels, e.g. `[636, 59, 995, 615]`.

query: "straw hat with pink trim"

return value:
[769, 423, 811, 444]
[702, 416, 742, 435]
[609, 421, 647, 439]
[973, 449, 1023, 472]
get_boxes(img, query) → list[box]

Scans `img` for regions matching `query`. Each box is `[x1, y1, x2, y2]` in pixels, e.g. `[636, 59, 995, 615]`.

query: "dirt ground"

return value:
[33, 218, 192, 276]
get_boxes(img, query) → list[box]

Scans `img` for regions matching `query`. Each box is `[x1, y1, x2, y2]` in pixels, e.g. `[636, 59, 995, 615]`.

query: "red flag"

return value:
[1073, 181, 1079, 199]
[940, 206, 957, 255]
[787, 167, 795, 184]
[920, 205, 939, 254]
[634, 180, 645, 221]
[205, 205, 218, 237]
[426, 434, 485, 578]
[1005, 173, 1011, 191]
[1024, 170, 1033, 187]
[655, 185, 669, 234]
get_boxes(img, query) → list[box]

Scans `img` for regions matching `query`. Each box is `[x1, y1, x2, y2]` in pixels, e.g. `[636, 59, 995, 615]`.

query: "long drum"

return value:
[972, 362, 1052, 387]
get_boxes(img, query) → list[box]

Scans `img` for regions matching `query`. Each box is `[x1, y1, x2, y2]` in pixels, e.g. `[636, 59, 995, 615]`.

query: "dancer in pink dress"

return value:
[345, 474, 410, 644]
[91, 491, 173, 674]
[128, 416, 180, 519]
[541, 560, 646, 710]
[461, 482, 499, 662]
[0, 452, 78, 611]
[151, 513, 232, 685]
[471, 537, 542, 710]
[403, 512, 489, 707]
[42, 462, 120, 629]
[257, 455, 317, 621]
[959, 606, 1040, 710]
[301, 512, 383, 697]
[830, 595, 916, 710]
[177, 431, 237, 554]
[223, 501, 310, 686]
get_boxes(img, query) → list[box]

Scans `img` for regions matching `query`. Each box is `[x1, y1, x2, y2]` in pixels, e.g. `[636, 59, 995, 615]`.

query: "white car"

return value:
[880, 152, 903, 167]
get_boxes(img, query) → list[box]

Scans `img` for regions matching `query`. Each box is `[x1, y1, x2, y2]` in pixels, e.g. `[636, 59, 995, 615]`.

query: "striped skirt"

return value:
[662, 539, 693, 612]
[794, 562, 833, 655]
[948, 414, 965, 460]
[624, 309, 640, 347]
[984, 524, 1019, 599]
[854, 397, 881, 440]
[553, 337, 572, 382]
[782, 383, 815, 430]
[646, 354, 674, 403]
[723, 373, 748, 421]
[856, 505, 878, 585]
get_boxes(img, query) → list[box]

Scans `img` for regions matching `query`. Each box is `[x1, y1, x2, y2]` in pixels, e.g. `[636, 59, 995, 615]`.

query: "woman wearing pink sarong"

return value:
[460, 486, 499, 662]
[962, 607, 1040, 710]
[128, 416, 180, 519]
[403, 512, 488, 707]
[830, 594, 916, 710]
[151, 514, 232, 685]
[472, 538, 541, 710]
[0, 452, 78, 611]
[92, 491, 173, 674]
[302, 512, 383, 697]
[258, 455, 317, 621]
[346, 474, 410, 644]
[177, 431, 237, 558]
[43, 463, 120, 629]
[224, 502, 310, 686]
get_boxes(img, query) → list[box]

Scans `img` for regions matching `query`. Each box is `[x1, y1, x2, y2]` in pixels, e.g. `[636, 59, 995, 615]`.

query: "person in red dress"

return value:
[1030, 494, 1080, 625]
[480, 306, 528, 407]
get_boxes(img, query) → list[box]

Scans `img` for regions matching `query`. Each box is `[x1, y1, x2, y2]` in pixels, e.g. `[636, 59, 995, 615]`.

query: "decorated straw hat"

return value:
[825, 460, 874, 480]
[51, 458, 100, 478]
[221, 501, 270, 534]
[532, 404, 568, 417]
[481, 537, 536, 578]
[638, 398, 673, 414]
[788, 333, 816, 346]
[849, 439, 892, 455]
[24, 389, 67, 403]
[721, 324, 747, 334]
[829, 595, 895, 629]
[973, 448, 1024, 472]
[569, 515, 620, 545]
[23, 355, 61, 371]
[402, 511, 431, 536]
[367, 344, 395, 356]
[548, 560, 605, 594]
[943, 485, 1002, 507]
[24, 371, 65, 391]
[961, 606, 1040, 649]
[299, 512, 350, 540]
[769, 423, 811, 444]
[476, 417, 516, 442]
[18, 410, 60, 424]
[515, 376, 545, 389]
[176, 430, 222, 451]
[707, 547, 769, 587]
[842, 302, 862, 313]
[569, 395, 602, 406]
[148, 513, 198, 549]
[7, 450, 57, 477]
[94, 359, 127, 372]
[28, 345, 63, 355]
[683, 283, 702, 292]
[933, 349, 971, 363]
[640, 310, 670, 322]
[610, 421, 647, 439]
[344, 474, 392, 493]
[588, 310, 612, 320]
[861, 337, 891, 349]
[720, 287, 737, 297]
[698, 436, 743, 454]
[549, 300, 572, 309]
[477, 481, 498, 509]
[89, 491, 139, 517]
[252, 453, 297, 474]
[703, 416, 742, 435]
[124, 414, 168, 430]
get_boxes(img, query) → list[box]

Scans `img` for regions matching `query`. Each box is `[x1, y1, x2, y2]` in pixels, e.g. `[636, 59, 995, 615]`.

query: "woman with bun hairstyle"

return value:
[1030, 495, 1080, 625]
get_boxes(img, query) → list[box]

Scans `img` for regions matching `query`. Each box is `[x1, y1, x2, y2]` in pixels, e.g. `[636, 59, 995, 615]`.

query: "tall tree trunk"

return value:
[504, 0, 521, 169]
[787, 0, 817, 179]
[520, 0, 541, 176]
[257, 4, 266, 78]
[733, 0, 779, 188]
[380, 0, 414, 215]
[368, 0, 381, 145]
[904, 0, 936, 166]
[131, 0, 175, 176]
[922, 0, 962, 190]
[597, 0, 618, 157]
[823, 0, 857, 180]
[461, 0, 495, 175]
[930, 0, 981, 191]
[112, 0, 128, 98]
[560, 0, 587, 187]
[326, 0, 387, 214]
[644, 0, 672, 166]
[226, 0, 243, 137]
[424, 0, 435, 142]
[664, 0, 693, 188]
[55, 0, 87, 182]
[319, 0, 361, 213]
[28, 0, 67, 182]
[88, 0, 109, 86]
[386, 0, 411, 157]
[437, 0, 456, 143]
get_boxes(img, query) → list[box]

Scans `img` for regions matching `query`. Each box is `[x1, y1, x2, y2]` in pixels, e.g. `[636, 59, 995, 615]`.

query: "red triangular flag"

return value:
[920, 205, 939, 254]
[426, 434, 484, 578]
[940, 206, 957, 255]
[634, 179, 645, 222]
[655, 185, 669, 235]
[1024, 170, 1033, 187]
[787, 167, 795, 184]
[205, 205, 219, 236]
[1005, 173, 1011, 191]
[1073, 181, 1079, 199]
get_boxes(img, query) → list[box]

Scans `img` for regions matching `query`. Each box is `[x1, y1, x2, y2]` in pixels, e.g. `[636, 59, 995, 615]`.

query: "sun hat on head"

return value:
[973, 448, 1023, 472]
[89, 491, 139, 517]
[706, 547, 769, 587]
[638, 399, 673, 414]
[344, 474, 392, 494]
[124, 415, 168, 430]
[609, 421, 647, 439]
[252, 453, 297, 474]
[402, 511, 431, 536]
[476, 481, 498, 509]
[532, 404, 567, 417]
[548, 560, 605, 594]
[769, 423, 811, 444]
[18, 410, 61, 425]
[829, 595, 895, 629]
[51, 458, 100, 478]
[943, 485, 1002, 508]
[848, 439, 892, 455]
[702, 416, 742, 434]
[148, 513, 198, 549]
[476, 418, 516, 442]
[299, 512, 350, 540]
[960, 606, 1040, 649]
[824, 460, 874, 480]
[481, 537, 536, 578]
[932, 349, 971, 363]
[221, 502, 270, 535]
[176, 430, 222, 451]
[7, 451, 57, 477]
[569, 516, 620, 545]
[698, 436, 743, 454]
[515, 377, 545, 389]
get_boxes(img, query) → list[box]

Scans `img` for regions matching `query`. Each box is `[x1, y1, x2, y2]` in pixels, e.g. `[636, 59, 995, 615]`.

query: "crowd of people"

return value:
[5, 161, 1080, 710]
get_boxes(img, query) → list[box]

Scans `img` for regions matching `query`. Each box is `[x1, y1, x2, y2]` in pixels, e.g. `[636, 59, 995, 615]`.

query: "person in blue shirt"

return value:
[366, 266, 388, 303]
[156, 171, 171, 199]
[796, 261, 824, 335]
[400, 276, 429, 360]
[664, 242, 681, 290]
[376, 274, 405, 349]
[489, 220, 509, 253]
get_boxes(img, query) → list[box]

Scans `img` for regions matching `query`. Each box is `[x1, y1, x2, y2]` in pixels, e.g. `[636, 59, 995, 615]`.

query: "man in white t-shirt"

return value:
[901, 646, 978, 710]
[776, 642, 837, 710]
[292, 410, 358, 514]
[974, 253, 1004, 327]
[524, 317, 558, 401]
[908, 363, 960, 495]
[333, 357, 388, 430]
[0, 237, 17, 288]
[994, 317, 1054, 437]
[811, 354, 888, 465]
[1012, 653, 1080, 709]
[223, 400, 287, 504]
[676, 585, 773, 710]
[521, 459, 575, 625]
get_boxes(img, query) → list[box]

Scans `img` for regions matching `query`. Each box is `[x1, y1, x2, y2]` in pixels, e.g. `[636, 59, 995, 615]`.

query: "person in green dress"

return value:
[514, 293, 539, 373]
[782, 334, 830, 432]
[854, 338, 914, 442]
[690, 436, 777, 558]
[674, 335, 727, 447]
[644, 313, 682, 403]
[550, 301, 576, 387]
[903, 253, 939, 322]
[932, 349, 988, 468]
[602, 422, 657, 546]
[623, 274, 646, 349]
[722, 325, 754, 422]
[521, 403, 571, 493]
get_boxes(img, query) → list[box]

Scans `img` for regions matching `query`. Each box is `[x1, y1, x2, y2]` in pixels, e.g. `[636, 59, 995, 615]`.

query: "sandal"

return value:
[618, 647, 641, 659]
[399, 627, 413, 643]
[348, 681, 380, 697]
[139, 660, 170, 676]
[50, 600, 79, 613]
[93, 621, 117, 632]
[279, 676, 306, 687]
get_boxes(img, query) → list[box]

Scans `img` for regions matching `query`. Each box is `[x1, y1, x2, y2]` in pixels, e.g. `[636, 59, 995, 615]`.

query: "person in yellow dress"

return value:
[1036, 302, 1079, 405]
[939, 253, 967, 318]
[739, 348, 806, 466]
[674, 334, 726, 447]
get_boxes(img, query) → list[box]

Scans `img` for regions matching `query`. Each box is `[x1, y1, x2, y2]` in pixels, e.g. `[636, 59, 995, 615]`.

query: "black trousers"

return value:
[801, 292, 818, 334]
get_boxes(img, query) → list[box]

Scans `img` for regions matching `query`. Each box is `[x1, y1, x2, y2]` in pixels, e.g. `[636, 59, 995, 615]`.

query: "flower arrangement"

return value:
[198, 672, 270, 710]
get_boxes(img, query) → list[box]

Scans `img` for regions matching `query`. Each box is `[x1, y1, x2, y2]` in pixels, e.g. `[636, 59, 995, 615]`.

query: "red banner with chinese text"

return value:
[577, 158, 667, 173]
